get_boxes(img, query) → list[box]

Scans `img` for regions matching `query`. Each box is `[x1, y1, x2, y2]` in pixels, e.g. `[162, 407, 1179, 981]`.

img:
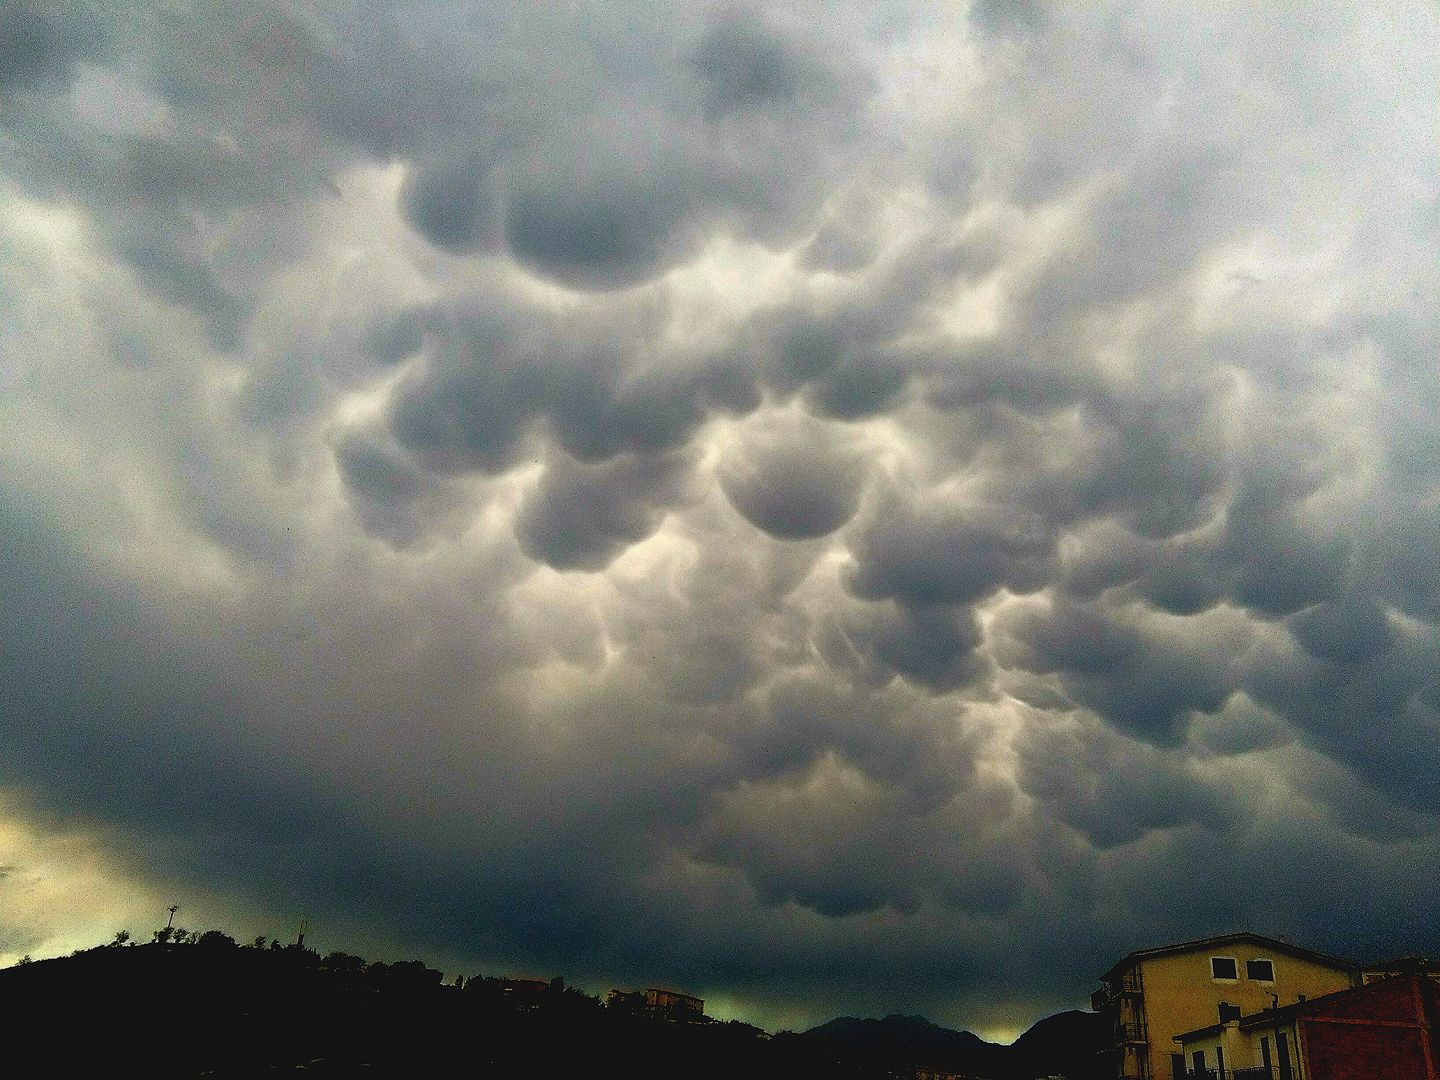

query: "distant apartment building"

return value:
[1174, 972, 1440, 1080]
[1360, 955, 1440, 985]
[645, 987, 704, 1018]
[497, 976, 551, 1007]
[1092, 933, 1355, 1080]
[606, 986, 706, 1022]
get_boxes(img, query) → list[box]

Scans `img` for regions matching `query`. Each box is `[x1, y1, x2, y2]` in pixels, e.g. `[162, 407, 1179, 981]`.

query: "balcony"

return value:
[1116, 1018, 1147, 1044]
[1093, 969, 1144, 1011]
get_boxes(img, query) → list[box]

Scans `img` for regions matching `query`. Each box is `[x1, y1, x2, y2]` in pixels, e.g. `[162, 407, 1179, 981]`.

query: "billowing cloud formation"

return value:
[2, 0, 1438, 1036]
[718, 410, 870, 539]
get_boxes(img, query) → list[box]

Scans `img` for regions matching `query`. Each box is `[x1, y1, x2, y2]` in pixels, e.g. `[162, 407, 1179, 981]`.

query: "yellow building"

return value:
[1092, 933, 1355, 1080]
[1175, 973, 1440, 1080]
[1173, 1003, 1304, 1079]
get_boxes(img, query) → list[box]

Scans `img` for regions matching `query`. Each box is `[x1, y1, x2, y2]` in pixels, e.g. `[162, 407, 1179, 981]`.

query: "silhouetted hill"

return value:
[802, 1009, 1113, 1079]
[1008, 1009, 1112, 1079]
[0, 939, 1112, 1078]
[805, 1013, 1009, 1075]
[0, 942, 882, 1078]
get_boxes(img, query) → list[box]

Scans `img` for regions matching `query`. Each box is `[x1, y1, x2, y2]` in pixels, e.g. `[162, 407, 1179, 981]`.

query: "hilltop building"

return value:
[1092, 933, 1355, 1079]
[645, 987, 705, 1018]
[606, 986, 706, 1022]
[497, 976, 550, 1005]
[1174, 972, 1440, 1080]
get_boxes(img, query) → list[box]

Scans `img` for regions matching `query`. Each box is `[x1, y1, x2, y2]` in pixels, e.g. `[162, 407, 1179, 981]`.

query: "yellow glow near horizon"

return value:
[0, 801, 165, 966]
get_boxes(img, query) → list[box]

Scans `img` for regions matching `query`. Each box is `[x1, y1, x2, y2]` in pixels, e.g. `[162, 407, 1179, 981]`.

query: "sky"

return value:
[1, 0, 1437, 1041]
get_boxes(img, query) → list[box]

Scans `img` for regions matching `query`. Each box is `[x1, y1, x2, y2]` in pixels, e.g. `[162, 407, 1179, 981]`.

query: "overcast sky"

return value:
[2, 0, 1437, 1039]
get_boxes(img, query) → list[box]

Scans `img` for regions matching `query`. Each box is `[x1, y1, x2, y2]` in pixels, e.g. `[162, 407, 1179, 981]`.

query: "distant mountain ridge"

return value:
[804, 1012, 1006, 1074]
[802, 1009, 1111, 1079]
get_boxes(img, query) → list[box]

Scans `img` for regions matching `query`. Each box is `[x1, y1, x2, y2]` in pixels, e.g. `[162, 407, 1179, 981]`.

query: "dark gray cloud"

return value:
[829, 603, 990, 694]
[846, 496, 1056, 609]
[718, 412, 869, 539]
[376, 297, 735, 491]
[1240, 623, 1440, 819]
[1015, 716, 1244, 849]
[2, 0, 1438, 1040]
[0, 0, 112, 90]
[690, 9, 829, 119]
[1288, 597, 1396, 664]
[332, 425, 474, 548]
[516, 449, 696, 571]
[401, 151, 500, 255]
[502, 150, 707, 290]
[993, 597, 1246, 745]
[355, 4, 873, 290]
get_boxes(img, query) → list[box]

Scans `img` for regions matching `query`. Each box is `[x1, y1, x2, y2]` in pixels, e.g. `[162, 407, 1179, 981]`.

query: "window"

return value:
[1247, 958, 1275, 982]
[1211, 956, 1238, 980]
[1278, 1030, 1294, 1080]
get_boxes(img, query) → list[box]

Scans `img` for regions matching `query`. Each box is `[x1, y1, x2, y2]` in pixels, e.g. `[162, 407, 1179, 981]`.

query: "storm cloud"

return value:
[1, 0, 1437, 1038]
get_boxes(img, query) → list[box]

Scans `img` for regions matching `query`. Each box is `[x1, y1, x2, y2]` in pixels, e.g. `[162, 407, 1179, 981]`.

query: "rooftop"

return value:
[1102, 932, 1354, 983]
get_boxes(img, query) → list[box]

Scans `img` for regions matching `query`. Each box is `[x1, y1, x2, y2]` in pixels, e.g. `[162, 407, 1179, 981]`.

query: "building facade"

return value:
[645, 987, 705, 1019]
[1175, 973, 1440, 1080]
[1360, 955, 1440, 985]
[606, 985, 707, 1021]
[1093, 933, 1355, 1080]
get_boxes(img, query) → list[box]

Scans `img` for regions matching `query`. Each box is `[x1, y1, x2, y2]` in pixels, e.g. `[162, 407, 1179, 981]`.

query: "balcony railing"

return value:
[1116, 1018, 1147, 1043]
[1092, 969, 1144, 1011]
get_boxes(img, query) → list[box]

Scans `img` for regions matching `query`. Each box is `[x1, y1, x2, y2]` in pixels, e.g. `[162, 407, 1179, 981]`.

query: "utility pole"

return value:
[166, 904, 178, 930]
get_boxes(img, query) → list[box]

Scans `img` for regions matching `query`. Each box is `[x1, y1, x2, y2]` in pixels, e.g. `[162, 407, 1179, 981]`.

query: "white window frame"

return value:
[1211, 955, 1239, 981]
[1246, 957, 1276, 984]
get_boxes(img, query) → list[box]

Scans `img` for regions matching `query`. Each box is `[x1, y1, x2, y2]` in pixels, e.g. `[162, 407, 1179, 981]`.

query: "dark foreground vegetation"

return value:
[0, 931, 1111, 1078]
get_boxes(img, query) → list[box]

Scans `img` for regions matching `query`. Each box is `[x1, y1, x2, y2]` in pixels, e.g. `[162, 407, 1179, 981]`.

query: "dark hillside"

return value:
[0, 942, 868, 1078]
[1006, 1009, 1112, 1079]
[0, 940, 1111, 1078]
[803, 1013, 1010, 1076]
[802, 1009, 1112, 1079]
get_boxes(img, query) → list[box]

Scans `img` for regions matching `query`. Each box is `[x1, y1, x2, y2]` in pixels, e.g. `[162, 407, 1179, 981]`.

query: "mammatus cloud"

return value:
[717, 411, 870, 540]
[1, 0, 1437, 1036]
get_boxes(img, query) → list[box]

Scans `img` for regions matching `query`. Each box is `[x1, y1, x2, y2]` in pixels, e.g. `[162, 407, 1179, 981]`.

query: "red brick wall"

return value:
[1308, 975, 1416, 1021]
[1301, 1017, 1427, 1080]
[1299, 975, 1438, 1080]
